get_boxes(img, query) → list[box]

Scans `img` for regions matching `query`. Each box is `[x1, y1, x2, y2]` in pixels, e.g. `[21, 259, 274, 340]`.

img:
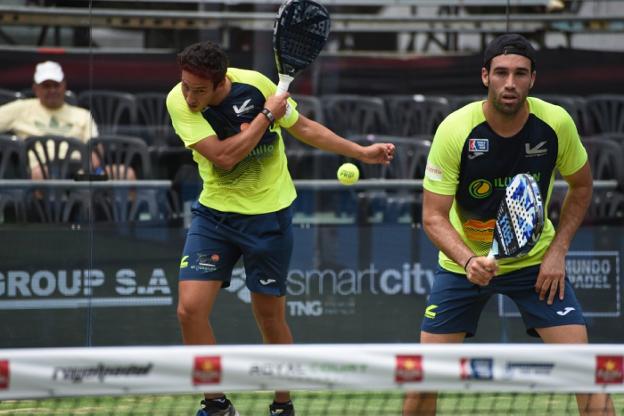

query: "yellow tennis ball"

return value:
[337, 163, 359, 185]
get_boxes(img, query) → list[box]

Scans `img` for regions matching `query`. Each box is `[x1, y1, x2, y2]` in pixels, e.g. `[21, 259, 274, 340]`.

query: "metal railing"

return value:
[293, 179, 619, 190]
[0, 179, 172, 189]
[0, 178, 618, 190]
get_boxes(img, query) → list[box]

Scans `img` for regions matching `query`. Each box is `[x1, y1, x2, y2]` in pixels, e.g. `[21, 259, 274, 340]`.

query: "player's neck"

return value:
[482, 100, 529, 138]
[211, 77, 232, 106]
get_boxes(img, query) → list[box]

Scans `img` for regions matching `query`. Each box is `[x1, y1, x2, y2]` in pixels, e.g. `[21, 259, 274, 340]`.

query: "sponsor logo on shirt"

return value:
[463, 218, 496, 242]
[468, 138, 489, 159]
[468, 179, 493, 199]
[233, 98, 254, 116]
[425, 162, 443, 181]
[469, 138, 489, 152]
[525, 141, 548, 157]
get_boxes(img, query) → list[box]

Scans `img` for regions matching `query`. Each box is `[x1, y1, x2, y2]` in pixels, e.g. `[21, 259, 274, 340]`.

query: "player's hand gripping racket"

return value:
[488, 173, 545, 259]
[273, 0, 330, 106]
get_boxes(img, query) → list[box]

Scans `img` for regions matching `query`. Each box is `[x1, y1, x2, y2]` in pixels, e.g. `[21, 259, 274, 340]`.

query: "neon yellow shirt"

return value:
[167, 68, 299, 214]
[424, 97, 587, 275]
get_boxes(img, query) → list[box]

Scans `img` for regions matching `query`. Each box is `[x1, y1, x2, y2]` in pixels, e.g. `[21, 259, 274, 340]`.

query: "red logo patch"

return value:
[193, 356, 222, 385]
[596, 356, 623, 384]
[395, 355, 423, 383]
[0, 360, 9, 389]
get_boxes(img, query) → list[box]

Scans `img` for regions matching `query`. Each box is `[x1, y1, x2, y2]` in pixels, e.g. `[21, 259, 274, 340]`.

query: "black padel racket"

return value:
[273, 0, 331, 98]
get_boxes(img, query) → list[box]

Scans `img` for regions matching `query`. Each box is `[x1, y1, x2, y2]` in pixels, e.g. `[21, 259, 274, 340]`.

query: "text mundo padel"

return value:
[566, 258, 613, 289]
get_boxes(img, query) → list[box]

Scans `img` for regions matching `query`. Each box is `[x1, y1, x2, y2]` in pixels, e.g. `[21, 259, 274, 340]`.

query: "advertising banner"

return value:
[0, 224, 622, 347]
[1, 344, 623, 400]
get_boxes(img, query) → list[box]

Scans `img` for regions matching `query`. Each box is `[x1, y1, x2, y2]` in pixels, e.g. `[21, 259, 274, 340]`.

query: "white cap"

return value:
[33, 61, 65, 84]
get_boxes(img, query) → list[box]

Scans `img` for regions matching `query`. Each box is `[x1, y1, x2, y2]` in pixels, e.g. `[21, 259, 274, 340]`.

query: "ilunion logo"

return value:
[468, 179, 493, 199]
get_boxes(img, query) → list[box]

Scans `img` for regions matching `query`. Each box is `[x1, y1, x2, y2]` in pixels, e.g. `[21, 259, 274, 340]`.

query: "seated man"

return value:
[0, 61, 100, 179]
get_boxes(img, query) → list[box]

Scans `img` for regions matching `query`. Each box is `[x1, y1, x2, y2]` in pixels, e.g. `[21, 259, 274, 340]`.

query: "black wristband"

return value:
[261, 107, 275, 123]
[463, 255, 476, 272]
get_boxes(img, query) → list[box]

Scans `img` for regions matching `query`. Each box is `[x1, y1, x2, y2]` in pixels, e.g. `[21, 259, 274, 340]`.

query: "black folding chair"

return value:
[320, 94, 390, 136]
[135, 92, 175, 146]
[383, 95, 451, 137]
[584, 94, 624, 135]
[90, 135, 178, 222]
[78, 90, 137, 134]
[23, 135, 90, 223]
[0, 134, 28, 223]
[24, 135, 88, 179]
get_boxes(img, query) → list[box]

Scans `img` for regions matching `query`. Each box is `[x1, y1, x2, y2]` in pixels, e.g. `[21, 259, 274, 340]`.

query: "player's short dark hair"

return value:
[483, 33, 536, 72]
[177, 41, 229, 87]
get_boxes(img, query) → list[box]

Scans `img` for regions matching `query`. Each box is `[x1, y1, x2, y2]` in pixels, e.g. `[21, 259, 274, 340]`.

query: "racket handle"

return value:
[277, 74, 294, 94]
[487, 239, 498, 260]
[277, 73, 294, 118]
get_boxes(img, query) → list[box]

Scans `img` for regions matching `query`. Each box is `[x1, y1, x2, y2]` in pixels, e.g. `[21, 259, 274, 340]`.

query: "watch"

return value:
[261, 107, 275, 123]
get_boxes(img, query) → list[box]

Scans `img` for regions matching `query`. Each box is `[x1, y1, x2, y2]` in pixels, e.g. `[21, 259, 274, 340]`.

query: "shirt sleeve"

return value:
[242, 70, 300, 128]
[555, 109, 587, 176]
[423, 115, 464, 195]
[166, 83, 216, 147]
[279, 98, 300, 128]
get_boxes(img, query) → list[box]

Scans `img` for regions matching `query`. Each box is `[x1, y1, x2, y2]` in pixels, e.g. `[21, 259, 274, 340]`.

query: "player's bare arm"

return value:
[286, 114, 395, 164]
[536, 161, 592, 304]
[190, 93, 289, 170]
[423, 190, 497, 285]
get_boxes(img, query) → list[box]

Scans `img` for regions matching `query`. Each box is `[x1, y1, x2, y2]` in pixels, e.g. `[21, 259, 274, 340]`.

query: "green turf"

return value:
[0, 391, 622, 415]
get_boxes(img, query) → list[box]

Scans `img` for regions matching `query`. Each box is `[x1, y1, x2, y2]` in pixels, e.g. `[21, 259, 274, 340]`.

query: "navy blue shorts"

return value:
[179, 202, 293, 297]
[421, 265, 586, 338]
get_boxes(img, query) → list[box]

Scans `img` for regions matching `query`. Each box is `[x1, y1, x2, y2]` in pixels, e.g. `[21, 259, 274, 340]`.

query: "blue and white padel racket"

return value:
[488, 173, 544, 259]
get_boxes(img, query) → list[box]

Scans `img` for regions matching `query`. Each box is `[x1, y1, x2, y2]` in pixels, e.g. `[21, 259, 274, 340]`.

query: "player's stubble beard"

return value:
[491, 87, 528, 116]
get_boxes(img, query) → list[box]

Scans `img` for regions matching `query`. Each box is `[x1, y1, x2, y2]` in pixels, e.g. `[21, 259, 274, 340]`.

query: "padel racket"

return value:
[488, 173, 544, 259]
[273, 0, 331, 96]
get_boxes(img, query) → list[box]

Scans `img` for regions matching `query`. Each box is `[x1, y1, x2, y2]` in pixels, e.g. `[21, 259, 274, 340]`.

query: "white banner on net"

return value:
[0, 344, 623, 399]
